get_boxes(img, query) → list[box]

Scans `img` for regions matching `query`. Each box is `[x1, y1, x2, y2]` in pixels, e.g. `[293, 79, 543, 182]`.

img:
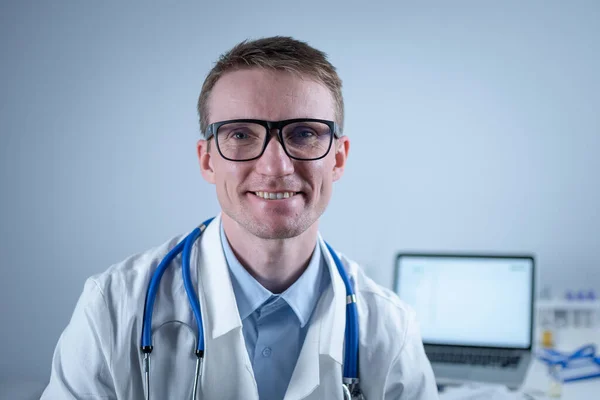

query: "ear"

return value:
[197, 139, 216, 184]
[332, 136, 350, 182]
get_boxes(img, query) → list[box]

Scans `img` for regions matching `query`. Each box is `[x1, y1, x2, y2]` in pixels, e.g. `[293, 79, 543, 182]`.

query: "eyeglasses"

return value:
[204, 118, 340, 162]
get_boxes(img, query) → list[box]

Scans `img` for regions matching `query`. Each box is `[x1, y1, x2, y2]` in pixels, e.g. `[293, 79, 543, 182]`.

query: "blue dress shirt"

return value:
[220, 223, 330, 400]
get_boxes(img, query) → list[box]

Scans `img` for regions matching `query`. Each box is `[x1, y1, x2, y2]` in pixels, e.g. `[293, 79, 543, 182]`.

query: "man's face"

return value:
[197, 68, 349, 239]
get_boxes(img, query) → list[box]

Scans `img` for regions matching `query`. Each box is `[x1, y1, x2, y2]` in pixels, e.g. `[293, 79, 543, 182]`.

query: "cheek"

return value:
[214, 161, 244, 198]
[321, 157, 338, 197]
[320, 174, 334, 197]
[302, 159, 335, 197]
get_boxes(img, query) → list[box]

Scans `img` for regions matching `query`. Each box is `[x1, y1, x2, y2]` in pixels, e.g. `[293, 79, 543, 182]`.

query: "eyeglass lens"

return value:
[216, 121, 333, 160]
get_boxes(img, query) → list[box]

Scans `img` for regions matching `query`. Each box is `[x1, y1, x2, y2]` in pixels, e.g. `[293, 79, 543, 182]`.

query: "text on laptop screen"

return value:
[395, 256, 533, 349]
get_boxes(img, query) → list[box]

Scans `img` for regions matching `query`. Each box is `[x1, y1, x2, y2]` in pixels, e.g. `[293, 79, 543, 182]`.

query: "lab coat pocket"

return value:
[150, 321, 198, 399]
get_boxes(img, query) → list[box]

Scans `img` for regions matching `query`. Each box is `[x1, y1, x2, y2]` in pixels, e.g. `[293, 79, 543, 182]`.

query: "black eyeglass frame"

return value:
[204, 118, 341, 162]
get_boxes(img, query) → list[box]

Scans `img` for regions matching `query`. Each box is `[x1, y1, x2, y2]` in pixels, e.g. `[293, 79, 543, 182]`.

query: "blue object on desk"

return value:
[537, 344, 600, 383]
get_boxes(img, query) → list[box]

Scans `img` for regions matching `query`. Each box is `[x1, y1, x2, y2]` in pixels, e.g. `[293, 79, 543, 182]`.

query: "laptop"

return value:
[394, 253, 535, 389]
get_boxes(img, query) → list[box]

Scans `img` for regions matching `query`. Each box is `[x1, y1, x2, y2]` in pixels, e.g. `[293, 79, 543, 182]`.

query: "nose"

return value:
[254, 131, 294, 177]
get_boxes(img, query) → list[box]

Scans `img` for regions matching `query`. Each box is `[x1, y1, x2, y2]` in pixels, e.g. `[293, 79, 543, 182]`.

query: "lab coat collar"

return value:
[220, 221, 272, 322]
[316, 233, 346, 365]
[283, 234, 346, 400]
[195, 213, 243, 339]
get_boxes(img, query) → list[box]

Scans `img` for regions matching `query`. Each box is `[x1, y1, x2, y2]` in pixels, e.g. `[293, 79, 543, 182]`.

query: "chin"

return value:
[239, 212, 315, 240]
[250, 219, 306, 240]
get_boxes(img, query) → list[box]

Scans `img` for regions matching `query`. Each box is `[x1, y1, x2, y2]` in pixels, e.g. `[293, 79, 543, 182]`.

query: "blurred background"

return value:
[1, 0, 599, 395]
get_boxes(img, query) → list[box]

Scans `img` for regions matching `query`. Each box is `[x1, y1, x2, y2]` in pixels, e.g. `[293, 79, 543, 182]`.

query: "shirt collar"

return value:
[220, 222, 325, 328]
[280, 241, 324, 327]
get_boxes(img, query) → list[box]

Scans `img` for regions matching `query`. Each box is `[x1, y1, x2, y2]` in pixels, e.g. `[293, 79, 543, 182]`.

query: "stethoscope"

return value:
[140, 217, 364, 400]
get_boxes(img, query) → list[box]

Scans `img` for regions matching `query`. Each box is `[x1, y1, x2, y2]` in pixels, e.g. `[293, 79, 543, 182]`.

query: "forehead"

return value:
[207, 68, 335, 123]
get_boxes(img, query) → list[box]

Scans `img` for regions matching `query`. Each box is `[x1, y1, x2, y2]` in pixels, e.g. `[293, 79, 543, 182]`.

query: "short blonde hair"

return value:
[197, 36, 344, 137]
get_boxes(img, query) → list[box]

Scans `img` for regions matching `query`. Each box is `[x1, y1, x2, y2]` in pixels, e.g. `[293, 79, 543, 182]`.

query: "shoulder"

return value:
[84, 234, 187, 315]
[335, 253, 439, 398]
[76, 234, 189, 358]
[340, 255, 437, 399]
[337, 252, 418, 350]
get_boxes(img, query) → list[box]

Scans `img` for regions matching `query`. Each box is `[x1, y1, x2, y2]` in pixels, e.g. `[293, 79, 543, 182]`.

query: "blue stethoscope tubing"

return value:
[140, 217, 361, 399]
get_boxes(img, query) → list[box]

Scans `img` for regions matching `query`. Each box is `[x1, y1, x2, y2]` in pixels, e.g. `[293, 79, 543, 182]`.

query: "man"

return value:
[42, 36, 438, 399]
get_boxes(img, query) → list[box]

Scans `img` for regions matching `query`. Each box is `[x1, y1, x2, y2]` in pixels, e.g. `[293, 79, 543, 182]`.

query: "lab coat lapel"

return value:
[194, 214, 258, 399]
[195, 213, 242, 339]
[283, 235, 347, 400]
[317, 235, 346, 365]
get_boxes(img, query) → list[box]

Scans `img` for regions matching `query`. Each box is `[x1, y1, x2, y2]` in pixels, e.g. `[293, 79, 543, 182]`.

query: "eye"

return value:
[282, 122, 330, 147]
[297, 130, 315, 138]
[291, 127, 317, 138]
[231, 131, 249, 140]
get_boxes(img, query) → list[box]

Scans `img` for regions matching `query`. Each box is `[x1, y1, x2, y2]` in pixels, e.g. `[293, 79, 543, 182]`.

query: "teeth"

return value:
[254, 191, 296, 200]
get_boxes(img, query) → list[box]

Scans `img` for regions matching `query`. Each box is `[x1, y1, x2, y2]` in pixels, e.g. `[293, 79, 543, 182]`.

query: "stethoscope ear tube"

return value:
[324, 242, 360, 380]
[182, 227, 204, 353]
[180, 217, 214, 354]
[141, 218, 213, 400]
[141, 218, 214, 352]
[141, 238, 188, 350]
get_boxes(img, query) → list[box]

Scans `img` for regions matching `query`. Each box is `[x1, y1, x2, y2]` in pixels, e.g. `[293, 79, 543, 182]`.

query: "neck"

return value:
[221, 214, 318, 294]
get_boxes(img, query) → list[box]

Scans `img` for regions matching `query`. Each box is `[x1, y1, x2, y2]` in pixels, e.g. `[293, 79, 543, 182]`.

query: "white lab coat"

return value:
[41, 214, 438, 399]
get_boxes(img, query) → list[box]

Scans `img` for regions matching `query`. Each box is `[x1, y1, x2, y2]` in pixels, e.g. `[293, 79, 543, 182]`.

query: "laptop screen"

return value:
[395, 255, 534, 349]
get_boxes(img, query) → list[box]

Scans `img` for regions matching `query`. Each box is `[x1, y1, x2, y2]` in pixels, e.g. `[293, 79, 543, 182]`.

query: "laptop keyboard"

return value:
[425, 346, 522, 368]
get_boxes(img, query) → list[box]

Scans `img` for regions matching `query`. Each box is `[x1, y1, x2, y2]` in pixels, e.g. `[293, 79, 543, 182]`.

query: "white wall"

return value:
[1, 0, 598, 383]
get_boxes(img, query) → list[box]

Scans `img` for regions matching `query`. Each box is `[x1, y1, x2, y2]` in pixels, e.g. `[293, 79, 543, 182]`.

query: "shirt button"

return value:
[262, 347, 272, 357]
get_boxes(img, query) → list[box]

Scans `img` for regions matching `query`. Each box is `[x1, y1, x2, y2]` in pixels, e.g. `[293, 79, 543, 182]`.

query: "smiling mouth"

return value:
[253, 191, 299, 200]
